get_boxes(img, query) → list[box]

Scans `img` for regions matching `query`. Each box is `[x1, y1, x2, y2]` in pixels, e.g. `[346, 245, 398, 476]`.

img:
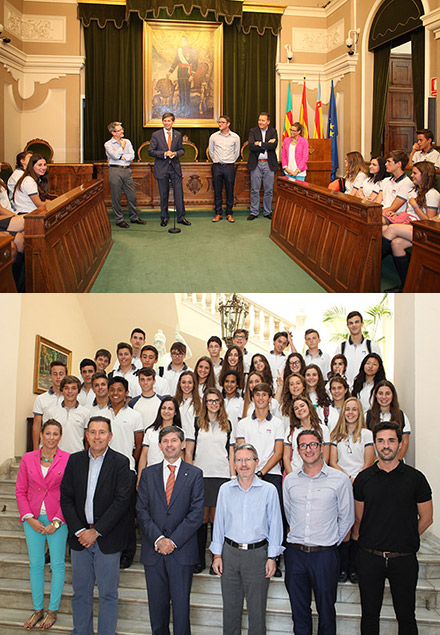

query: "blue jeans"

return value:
[23, 514, 68, 611]
[250, 161, 275, 216]
[71, 542, 121, 635]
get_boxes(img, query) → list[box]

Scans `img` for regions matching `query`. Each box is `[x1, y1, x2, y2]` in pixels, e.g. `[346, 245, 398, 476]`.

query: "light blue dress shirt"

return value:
[104, 137, 135, 166]
[283, 461, 354, 547]
[84, 448, 108, 524]
[210, 476, 284, 559]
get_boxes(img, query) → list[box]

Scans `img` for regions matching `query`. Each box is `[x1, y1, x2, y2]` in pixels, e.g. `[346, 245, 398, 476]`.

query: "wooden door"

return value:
[384, 54, 416, 157]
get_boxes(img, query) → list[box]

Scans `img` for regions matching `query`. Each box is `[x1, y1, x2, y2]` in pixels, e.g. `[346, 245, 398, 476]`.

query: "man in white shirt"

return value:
[209, 115, 240, 223]
[32, 360, 67, 449]
[140, 345, 170, 395]
[407, 129, 440, 170]
[78, 358, 97, 408]
[44, 376, 90, 454]
[110, 342, 141, 398]
[376, 150, 413, 224]
[129, 368, 162, 429]
[335, 311, 382, 384]
[162, 341, 192, 395]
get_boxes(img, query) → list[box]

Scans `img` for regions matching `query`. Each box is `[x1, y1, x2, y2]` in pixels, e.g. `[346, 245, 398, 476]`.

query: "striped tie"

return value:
[165, 464, 176, 505]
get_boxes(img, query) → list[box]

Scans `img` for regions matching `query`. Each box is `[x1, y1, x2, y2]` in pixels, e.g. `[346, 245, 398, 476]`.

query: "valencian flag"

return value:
[299, 79, 309, 139]
[282, 82, 294, 141]
[327, 80, 339, 180]
[314, 78, 323, 138]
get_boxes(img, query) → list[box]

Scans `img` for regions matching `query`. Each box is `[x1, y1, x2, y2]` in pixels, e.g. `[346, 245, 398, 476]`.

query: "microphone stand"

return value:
[168, 178, 181, 234]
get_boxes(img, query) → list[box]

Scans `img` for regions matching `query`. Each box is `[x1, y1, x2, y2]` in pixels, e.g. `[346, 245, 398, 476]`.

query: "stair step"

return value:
[0, 480, 17, 495]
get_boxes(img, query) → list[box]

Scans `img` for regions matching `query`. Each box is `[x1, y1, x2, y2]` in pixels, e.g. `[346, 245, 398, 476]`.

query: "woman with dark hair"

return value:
[318, 375, 351, 432]
[16, 419, 69, 630]
[327, 354, 348, 382]
[330, 398, 374, 583]
[175, 370, 201, 438]
[194, 356, 216, 398]
[281, 121, 309, 181]
[355, 156, 387, 200]
[382, 161, 440, 292]
[220, 370, 244, 434]
[366, 380, 411, 459]
[136, 397, 182, 485]
[185, 388, 233, 573]
[275, 352, 306, 403]
[13, 154, 49, 214]
[352, 353, 386, 413]
[304, 364, 331, 408]
[274, 372, 307, 430]
[249, 353, 274, 389]
[218, 345, 245, 390]
[8, 150, 33, 203]
[283, 396, 330, 473]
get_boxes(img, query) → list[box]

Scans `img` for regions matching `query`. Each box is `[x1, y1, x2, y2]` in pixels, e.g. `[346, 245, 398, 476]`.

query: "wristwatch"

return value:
[51, 520, 61, 529]
[256, 470, 263, 478]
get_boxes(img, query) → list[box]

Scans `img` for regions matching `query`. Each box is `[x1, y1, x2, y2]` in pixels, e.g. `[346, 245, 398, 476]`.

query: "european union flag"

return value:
[327, 80, 339, 181]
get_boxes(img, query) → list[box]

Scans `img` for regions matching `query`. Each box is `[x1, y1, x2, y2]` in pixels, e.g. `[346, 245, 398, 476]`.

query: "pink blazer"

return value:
[16, 448, 70, 523]
[281, 135, 309, 173]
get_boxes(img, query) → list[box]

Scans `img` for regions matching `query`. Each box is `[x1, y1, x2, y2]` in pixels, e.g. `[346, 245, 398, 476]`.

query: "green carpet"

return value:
[91, 210, 401, 293]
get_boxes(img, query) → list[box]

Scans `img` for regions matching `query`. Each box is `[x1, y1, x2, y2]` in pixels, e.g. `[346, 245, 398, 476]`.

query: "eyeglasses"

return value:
[235, 457, 257, 464]
[171, 351, 184, 356]
[298, 442, 321, 451]
[206, 399, 219, 405]
[289, 360, 301, 366]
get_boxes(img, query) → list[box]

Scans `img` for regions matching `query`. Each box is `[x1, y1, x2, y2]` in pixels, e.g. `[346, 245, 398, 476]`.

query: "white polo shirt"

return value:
[78, 386, 95, 409]
[356, 381, 375, 414]
[128, 393, 162, 430]
[33, 388, 63, 416]
[304, 350, 331, 378]
[268, 352, 287, 381]
[331, 428, 373, 479]
[43, 401, 90, 454]
[12, 175, 39, 213]
[100, 404, 143, 471]
[163, 363, 192, 396]
[412, 147, 440, 168]
[235, 411, 285, 475]
[335, 337, 382, 385]
[153, 374, 171, 396]
[345, 172, 368, 194]
[111, 365, 141, 398]
[224, 394, 244, 439]
[380, 174, 413, 213]
[179, 398, 197, 440]
[316, 404, 341, 433]
[191, 422, 231, 478]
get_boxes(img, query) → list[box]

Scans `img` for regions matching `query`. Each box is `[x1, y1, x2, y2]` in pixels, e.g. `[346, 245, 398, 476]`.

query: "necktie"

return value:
[165, 464, 176, 505]
[167, 131, 172, 151]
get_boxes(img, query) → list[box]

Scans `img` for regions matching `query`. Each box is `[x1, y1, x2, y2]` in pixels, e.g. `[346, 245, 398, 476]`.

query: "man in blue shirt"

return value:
[283, 429, 354, 635]
[104, 121, 146, 228]
[210, 442, 284, 635]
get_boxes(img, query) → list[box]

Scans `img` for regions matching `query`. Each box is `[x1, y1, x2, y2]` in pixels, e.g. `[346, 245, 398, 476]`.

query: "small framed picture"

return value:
[33, 335, 72, 394]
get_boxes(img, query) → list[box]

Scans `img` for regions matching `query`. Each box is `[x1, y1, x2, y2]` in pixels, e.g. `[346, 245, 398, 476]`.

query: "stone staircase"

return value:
[1, 459, 440, 634]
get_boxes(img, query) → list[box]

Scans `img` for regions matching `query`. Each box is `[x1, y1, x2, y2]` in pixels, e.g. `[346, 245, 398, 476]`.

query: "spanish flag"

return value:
[282, 82, 294, 141]
[299, 79, 309, 139]
[313, 79, 323, 139]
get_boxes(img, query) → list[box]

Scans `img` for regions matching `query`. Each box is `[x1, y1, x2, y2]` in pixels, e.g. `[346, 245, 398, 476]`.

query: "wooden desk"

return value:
[48, 164, 95, 196]
[0, 234, 16, 292]
[271, 177, 383, 292]
[404, 220, 440, 292]
[24, 180, 112, 292]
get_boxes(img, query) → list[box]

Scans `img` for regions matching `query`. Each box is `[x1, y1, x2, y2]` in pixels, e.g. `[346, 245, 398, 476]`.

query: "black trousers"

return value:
[157, 163, 185, 221]
[212, 163, 236, 215]
[357, 548, 419, 635]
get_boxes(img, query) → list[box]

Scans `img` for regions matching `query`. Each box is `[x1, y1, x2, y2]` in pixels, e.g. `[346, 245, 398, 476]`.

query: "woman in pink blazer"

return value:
[281, 121, 309, 181]
[16, 419, 70, 630]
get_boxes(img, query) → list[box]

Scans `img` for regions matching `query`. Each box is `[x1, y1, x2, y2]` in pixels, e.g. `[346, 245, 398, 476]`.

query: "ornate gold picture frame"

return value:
[33, 335, 72, 394]
[143, 20, 223, 128]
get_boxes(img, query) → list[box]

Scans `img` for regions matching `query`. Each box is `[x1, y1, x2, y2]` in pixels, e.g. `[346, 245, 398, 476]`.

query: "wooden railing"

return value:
[24, 180, 112, 292]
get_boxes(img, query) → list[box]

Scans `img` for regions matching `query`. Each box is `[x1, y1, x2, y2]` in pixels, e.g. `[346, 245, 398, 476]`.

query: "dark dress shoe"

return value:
[338, 571, 349, 583]
[247, 215, 257, 220]
[116, 221, 130, 228]
[160, 219, 168, 227]
[273, 566, 282, 578]
[349, 572, 359, 584]
[131, 218, 146, 225]
[193, 563, 204, 574]
[178, 218, 191, 226]
[120, 556, 132, 569]
[265, 213, 272, 219]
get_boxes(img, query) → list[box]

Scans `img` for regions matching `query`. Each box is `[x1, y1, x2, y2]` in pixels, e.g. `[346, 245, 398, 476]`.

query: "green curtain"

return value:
[411, 27, 425, 130]
[81, 7, 278, 161]
[371, 43, 391, 158]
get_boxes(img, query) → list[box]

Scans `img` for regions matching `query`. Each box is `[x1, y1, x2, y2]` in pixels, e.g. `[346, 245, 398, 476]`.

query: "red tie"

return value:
[165, 464, 176, 505]
[167, 131, 172, 151]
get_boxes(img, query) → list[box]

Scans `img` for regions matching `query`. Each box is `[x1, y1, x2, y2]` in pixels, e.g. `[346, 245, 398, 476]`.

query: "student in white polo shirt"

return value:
[303, 329, 331, 377]
[267, 331, 289, 381]
[109, 341, 141, 398]
[111, 328, 145, 371]
[128, 367, 162, 430]
[232, 329, 252, 374]
[98, 376, 143, 569]
[94, 348, 112, 374]
[220, 370, 244, 438]
[335, 311, 382, 385]
[139, 345, 170, 396]
[283, 396, 330, 474]
[162, 341, 192, 395]
[376, 150, 413, 225]
[317, 375, 351, 433]
[78, 358, 97, 408]
[32, 360, 67, 450]
[88, 371, 110, 415]
[43, 376, 90, 454]
[235, 382, 284, 577]
[207, 335, 223, 385]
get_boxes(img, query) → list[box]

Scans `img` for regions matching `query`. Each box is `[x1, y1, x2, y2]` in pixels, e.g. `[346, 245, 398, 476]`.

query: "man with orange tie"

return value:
[137, 426, 204, 634]
[148, 112, 191, 227]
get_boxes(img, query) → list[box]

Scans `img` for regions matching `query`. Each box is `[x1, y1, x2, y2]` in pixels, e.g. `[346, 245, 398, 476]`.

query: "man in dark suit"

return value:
[148, 112, 191, 227]
[137, 425, 204, 635]
[60, 416, 132, 635]
[246, 112, 278, 220]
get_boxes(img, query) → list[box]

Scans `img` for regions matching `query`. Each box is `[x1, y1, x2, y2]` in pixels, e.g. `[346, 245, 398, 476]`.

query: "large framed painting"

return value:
[143, 20, 223, 127]
[33, 335, 72, 394]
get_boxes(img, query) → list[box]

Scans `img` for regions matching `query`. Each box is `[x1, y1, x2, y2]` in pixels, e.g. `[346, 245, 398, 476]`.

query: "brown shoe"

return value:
[227, 215, 235, 223]
[212, 215, 223, 222]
